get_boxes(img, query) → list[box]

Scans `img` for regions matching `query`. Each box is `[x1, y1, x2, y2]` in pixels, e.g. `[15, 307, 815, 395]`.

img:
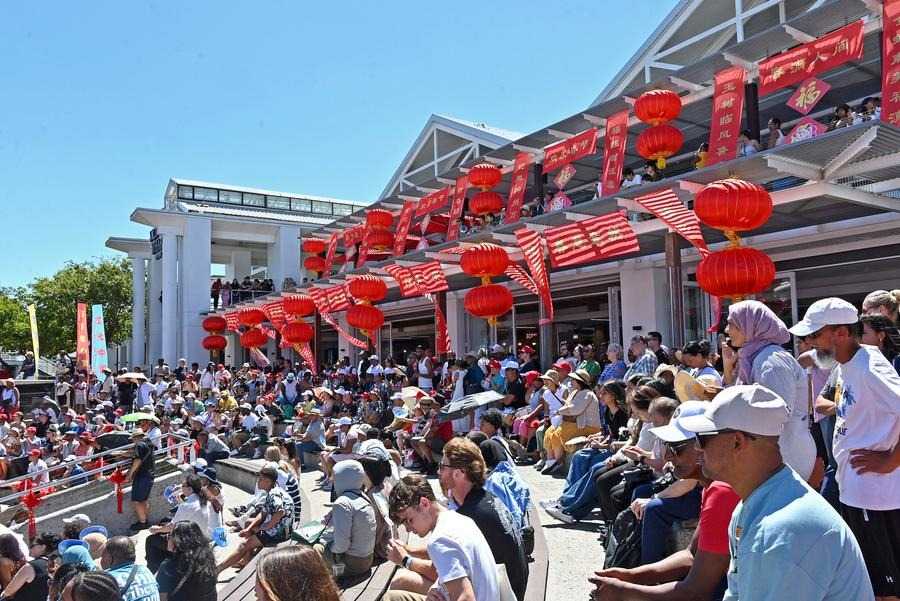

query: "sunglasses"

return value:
[665, 440, 694, 456]
[695, 429, 757, 448]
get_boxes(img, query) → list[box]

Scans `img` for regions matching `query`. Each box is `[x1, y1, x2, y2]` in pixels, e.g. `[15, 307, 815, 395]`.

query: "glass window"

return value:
[177, 185, 193, 200]
[312, 200, 332, 214]
[219, 190, 242, 204]
[292, 198, 312, 212]
[243, 193, 265, 207]
[267, 196, 290, 210]
[332, 203, 353, 216]
[194, 187, 218, 202]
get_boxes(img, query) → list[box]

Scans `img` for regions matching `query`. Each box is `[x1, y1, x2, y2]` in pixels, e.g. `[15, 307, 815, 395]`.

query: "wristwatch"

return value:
[402, 555, 413, 569]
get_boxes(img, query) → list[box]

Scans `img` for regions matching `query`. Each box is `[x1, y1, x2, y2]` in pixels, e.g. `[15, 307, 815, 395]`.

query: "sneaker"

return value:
[540, 459, 558, 474]
[545, 506, 575, 524]
[539, 499, 559, 510]
[534, 460, 545, 471]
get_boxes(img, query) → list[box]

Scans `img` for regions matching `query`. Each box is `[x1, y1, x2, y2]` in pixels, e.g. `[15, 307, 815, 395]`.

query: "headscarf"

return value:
[728, 300, 791, 384]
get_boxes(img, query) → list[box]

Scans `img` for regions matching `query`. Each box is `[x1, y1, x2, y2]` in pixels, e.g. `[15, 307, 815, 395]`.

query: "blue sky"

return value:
[0, 1, 677, 287]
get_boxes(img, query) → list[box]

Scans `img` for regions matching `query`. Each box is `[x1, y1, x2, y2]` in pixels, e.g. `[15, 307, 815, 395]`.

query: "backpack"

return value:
[603, 508, 642, 570]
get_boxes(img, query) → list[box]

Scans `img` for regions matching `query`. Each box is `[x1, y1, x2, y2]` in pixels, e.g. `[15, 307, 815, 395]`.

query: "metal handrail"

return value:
[0, 433, 195, 506]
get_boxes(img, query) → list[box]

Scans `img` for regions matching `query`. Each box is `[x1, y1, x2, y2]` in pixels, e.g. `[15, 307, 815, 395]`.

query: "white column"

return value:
[181, 218, 213, 365]
[267, 225, 301, 291]
[160, 229, 178, 365]
[619, 262, 671, 343]
[149, 255, 163, 364]
[445, 291, 466, 355]
[130, 255, 148, 368]
[229, 250, 252, 281]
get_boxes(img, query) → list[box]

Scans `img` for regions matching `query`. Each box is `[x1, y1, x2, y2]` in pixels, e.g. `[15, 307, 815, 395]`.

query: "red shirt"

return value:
[696, 481, 740, 555]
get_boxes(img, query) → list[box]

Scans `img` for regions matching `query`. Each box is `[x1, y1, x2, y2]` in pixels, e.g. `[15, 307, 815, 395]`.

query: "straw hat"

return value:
[567, 368, 593, 387]
[538, 369, 561, 387]
[674, 371, 722, 402]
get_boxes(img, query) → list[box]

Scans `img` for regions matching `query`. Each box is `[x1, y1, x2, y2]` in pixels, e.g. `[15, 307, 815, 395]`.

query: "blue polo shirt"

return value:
[108, 562, 160, 601]
[723, 466, 873, 601]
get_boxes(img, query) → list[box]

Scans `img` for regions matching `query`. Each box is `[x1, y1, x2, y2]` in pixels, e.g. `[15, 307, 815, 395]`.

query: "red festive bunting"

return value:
[635, 188, 708, 255]
[544, 211, 639, 268]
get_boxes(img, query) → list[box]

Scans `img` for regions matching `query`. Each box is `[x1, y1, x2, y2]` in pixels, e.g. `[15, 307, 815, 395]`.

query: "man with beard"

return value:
[589, 401, 740, 601]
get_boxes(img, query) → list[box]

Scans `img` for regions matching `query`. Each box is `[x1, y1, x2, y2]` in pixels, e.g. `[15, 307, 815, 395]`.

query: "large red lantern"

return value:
[365, 209, 393, 229]
[283, 294, 315, 317]
[461, 243, 510, 281]
[365, 228, 394, 251]
[202, 335, 227, 351]
[694, 178, 773, 235]
[240, 327, 269, 348]
[282, 320, 314, 344]
[347, 304, 385, 337]
[464, 284, 513, 325]
[696, 246, 775, 299]
[468, 162, 502, 191]
[238, 308, 266, 327]
[469, 191, 504, 216]
[304, 255, 327, 274]
[301, 238, 327, 254]
[636, 124, 683, 169]
[349, 275, 387, 303]
[634, 89, 682, 126]
[201, 316, 227, 333]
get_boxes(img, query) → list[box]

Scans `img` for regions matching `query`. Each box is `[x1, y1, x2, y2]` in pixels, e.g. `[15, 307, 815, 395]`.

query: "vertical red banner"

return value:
[884, 1, 900, 126]
[515, 229, 554, 324]
[394, 200, 416, 256]
[504, 152, 533, 224]
[76, 302, 90, 371]
[600, 110, 630, 197]
[707, 67, 746, 166]
[446, 176, 468, 241]
[323, 232, 338, 276]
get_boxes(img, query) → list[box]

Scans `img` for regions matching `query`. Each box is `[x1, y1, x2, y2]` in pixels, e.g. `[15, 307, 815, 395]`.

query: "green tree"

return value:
[0, 258, 132, 355]
[0, 289, 31, 352]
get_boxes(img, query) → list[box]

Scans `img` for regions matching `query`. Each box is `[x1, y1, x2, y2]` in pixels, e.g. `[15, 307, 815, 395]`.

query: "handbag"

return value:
[292, 520, 328, 545]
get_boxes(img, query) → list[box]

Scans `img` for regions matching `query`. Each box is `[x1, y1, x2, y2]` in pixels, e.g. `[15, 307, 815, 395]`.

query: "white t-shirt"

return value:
[138, 382, 155, 408]
[833, 345, 900, 510]
[427, 510, 500, 601]
[27, 459, 49, 485]
[542, 388, 564, 427]
[172, 494, 213, 537]
[691, 365, 724, 386]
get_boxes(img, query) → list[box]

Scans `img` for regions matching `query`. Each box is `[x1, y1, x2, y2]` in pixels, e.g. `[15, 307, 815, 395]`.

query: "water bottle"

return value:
[212, 526, 228, 547]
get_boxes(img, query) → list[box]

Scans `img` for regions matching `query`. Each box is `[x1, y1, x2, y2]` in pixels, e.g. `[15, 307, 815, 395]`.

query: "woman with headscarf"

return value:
[722, 300, 816, 480]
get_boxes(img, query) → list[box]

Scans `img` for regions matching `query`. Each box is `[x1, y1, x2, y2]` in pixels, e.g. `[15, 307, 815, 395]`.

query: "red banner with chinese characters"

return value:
[600, 110, 629, 197]
[786, 77, 831, 115]
[394, 200, 416, 256]
[707, 66, 746, 166]
[76, 302, 90, 371]
[323, 232, 339, 276]
[542, 128, 598, 174]
[224, 312, 240, 332]
[515, 228, 554, 324]
[414, 187, 450, 217]
[883, 0, 900, 126]
[758, 20, 863, 96]
[504, 152, 532, 224]
[446, 175, 468, 240]
[384, 261, 448, 298]
[344, 224, 365, 247]
[544, 211, 638, 269]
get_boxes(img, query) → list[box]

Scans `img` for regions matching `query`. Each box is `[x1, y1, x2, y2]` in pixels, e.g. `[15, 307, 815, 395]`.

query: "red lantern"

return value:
[694, 178, 773, 233]
[201, 316, 227, 333]
[366, 209, 393, 229]
[108, 468, 128, 513]
[464, 284, 513, 325]
[365, 228, 394, 250]
[461, 243, 510, 281]
[301, 238, 327, 254]
[283, 294, 316, 317]
[468, 162, 502, 191]
[238, 308, 266, 327]
[240, 327, 269, 348]
[696, 246, 775, 299]
[347, 303, 385, 336]
[304, 255, 327, 273]
[349, 275, 387, 303]
[202, 335, 227, 351]
[282, 320, 314, 344]
[634, 89, 682, 126]
[636, 124, 683, 169]
[469, 191, 504, 216]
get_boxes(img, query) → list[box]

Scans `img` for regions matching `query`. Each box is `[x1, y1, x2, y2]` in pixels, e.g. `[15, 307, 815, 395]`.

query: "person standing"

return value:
[681, 384, 873, 601]
[210, 278, 222, 311]
[126, 430, 156, 532]
[790, 298, 900, 600]
[416, 347, 434, 392]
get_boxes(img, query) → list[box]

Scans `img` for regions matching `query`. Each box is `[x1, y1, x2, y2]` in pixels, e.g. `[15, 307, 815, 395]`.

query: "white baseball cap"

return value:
[502, 360, 520, 371]
[650, 401, 708, 443]
[789, 297, 859, 337]
[680, 384, 789, 437]
[337, 416, 352, 426]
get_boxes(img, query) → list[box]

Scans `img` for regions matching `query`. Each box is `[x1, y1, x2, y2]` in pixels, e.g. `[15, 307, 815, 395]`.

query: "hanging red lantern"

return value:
[365, 228, 394, 250]
[107, 468, 128, 513]
[634, 89, 682, 126]
[694, 178, 773, 235]
[238, 308, 266, 327]
[468, 162, 502, 191]
[202, 335, 227, 351]
[461, 243, 510, 281]
[240, 327, 269, 348]
[304, 255, 327, 273]
[696, 246, 775, 299]
[469, 191, 504, 216]
[301, 238, 327, 254]
[282, 320, 314, 344]
[636, 124, 683, 169]
[347, 304, 385, 337]
[283, 294, 316, 317]
[464, 284, 513, 325]
[201, 315, 227, 333]
[349, 275, 387, 303]
[366, 209, 394, 229]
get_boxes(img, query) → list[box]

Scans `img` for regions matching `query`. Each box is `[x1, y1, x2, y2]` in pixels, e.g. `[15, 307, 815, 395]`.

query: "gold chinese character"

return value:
[891, 91, 900, 103]
[722, 82, 736, 92]
[892, 52, 900, 66]
[834, 39, 850, 55]
[610, 138, 621, 149]
[794, 80, 823, 110]
[610, 126, 621, 135]
[718, 130, 732, 140]
[790, 59, 806, 72]
[716, 146, 728, 156]
[770, 66, 786, 81]
[890, 70, 900, 85]
[719, 97, 735, 109]
[553, 240, 570, 254]
[608, 227, 621, 241]
[719, 114, 733, 126]
[891, 110, 900, 125]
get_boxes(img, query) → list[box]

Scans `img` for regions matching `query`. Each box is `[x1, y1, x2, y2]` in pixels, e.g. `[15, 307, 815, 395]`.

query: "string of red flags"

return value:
[384, 261, 448, 298]
[544, 210, 639, 269]
[634, 188, 709, 255]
